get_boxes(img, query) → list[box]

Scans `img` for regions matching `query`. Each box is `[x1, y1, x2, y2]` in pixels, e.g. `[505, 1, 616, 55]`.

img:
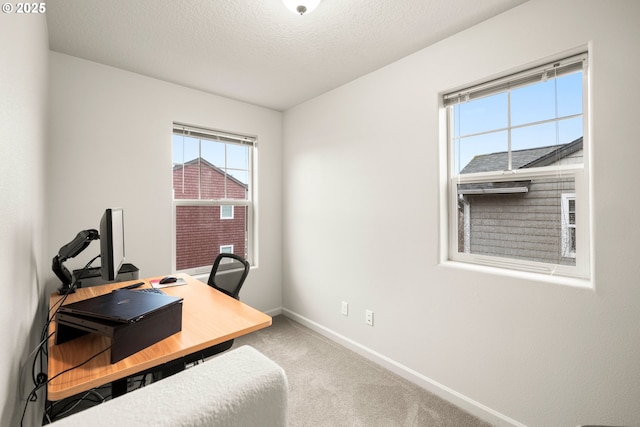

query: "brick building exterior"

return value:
[173, 158, 247, 271]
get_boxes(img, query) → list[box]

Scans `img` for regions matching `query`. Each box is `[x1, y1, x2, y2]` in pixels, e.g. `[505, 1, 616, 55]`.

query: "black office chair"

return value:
[185, 253, 250, 360]
[207, 253, 250, 300]
[153, 253, 251, 379]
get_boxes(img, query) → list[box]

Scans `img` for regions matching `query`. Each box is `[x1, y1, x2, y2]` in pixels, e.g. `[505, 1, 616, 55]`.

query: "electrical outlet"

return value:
[341, 301, 349, 316]
[365, 309, 374, 326]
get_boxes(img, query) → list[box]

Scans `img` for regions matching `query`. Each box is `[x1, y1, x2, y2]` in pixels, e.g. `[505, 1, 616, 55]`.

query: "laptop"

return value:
[58, 289, 183, 323]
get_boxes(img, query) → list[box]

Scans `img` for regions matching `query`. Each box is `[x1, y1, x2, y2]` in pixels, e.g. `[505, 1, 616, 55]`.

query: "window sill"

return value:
[439, 260, 593, 291]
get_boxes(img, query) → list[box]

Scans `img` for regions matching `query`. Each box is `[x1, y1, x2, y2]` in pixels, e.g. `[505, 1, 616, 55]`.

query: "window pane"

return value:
[457, 177, 576, 266]
[200, 160, 228, 199]
[172, 134, 199, 165]
[454, 92, 508, 137]
[173, 135, 200, 199]
[175, 205, 247, 271]
[557, 116, 583, 147]
[220, 205, 233, 219]
[226, 143, 249, 175]
[173, 140, 249, 201]
[454, 70, 584, 175]
[173, 160, 199, 200]
[568, 199, 575, 223]
[456, 131, 508, 174]
[201, 139, 225, 168]
[511, 122, 559, 152]
[556, 72, 583, 117]
[511, 71, 582, 126]
[225, 144, 250, 197]
[511, 119, 583, 156]
[511, 79, 557, 126]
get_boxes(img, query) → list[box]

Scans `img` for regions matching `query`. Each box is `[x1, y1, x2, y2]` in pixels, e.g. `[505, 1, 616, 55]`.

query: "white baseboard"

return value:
[281, 308, 527, 427]
[264, 307, 283, 317]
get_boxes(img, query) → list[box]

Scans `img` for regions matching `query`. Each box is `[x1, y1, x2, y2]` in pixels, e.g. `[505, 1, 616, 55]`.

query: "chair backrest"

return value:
[207, 253, 250, 300]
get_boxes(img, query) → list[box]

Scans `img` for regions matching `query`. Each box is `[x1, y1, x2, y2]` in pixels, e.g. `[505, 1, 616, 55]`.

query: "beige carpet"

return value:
[234, 315, 492, 427]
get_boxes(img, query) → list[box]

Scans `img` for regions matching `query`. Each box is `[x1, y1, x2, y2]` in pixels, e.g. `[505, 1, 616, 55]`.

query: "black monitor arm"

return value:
[52, 229, 99, 294]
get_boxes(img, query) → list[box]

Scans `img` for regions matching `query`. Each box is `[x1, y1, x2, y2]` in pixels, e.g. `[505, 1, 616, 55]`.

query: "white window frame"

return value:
[561, 193, 576, 259]
[443, 53, 590, 280]
[220, 205, 234, 220]
[172, 122, 256, 275]
[220, 245, 234, 254]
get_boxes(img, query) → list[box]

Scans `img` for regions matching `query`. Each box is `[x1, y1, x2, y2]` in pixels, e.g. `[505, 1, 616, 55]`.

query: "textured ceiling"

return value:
[46, 0, 528, 111]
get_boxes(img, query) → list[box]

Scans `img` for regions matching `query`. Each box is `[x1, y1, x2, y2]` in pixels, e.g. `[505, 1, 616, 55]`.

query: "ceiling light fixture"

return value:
[282, 0, 321, 15]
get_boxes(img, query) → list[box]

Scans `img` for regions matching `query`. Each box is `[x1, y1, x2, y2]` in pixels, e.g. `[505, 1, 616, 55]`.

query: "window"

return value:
[444, 53, 589, 279]
[220, 205, 234, 219]
[172, 123, 256, 274]
[561, 193, 576, 258]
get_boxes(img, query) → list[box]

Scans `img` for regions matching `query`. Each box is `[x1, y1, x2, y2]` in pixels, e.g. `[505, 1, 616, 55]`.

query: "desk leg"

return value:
[112, 378, 127, 397]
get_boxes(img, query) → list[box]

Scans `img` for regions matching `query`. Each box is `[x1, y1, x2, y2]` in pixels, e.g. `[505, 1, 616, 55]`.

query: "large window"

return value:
[172, 123, 255, 274]
[444, 53, 590, 279]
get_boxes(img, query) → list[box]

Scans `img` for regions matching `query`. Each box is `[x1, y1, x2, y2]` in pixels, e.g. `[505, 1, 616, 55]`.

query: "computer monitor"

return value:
[99, 208, 125, 281]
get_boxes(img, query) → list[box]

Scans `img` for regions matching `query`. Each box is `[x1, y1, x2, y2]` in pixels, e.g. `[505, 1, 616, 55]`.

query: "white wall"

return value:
[47, 53, 283, 314]
[282, 1, 640, 426]
[0, 12, 48, 427]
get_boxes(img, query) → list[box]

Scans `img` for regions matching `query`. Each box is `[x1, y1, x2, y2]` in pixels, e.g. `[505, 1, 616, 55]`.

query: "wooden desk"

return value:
[47, 274, 271, 401]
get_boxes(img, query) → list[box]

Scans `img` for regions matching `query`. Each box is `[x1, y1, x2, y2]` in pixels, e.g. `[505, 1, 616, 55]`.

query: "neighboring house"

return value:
[173, 158, 248, 271]
[457, 137, 582, 265]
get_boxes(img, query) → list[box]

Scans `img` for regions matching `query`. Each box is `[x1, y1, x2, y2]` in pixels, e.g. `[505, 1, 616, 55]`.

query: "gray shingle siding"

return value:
[460, 169, 577, 265]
